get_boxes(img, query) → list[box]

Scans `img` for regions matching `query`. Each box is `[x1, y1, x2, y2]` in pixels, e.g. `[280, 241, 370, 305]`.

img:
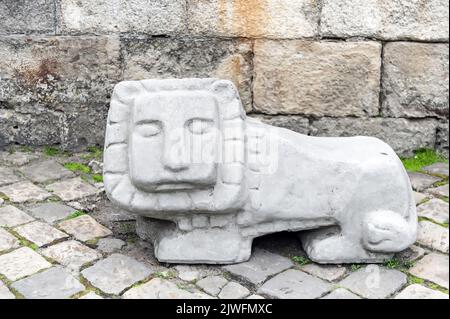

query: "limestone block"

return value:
[253, 40, 381, 116]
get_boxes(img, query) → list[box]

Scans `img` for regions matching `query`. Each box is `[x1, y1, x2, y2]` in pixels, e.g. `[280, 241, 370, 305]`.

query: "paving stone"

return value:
[58, 215, 112, 242]
[426, 184, 449, 198]
[408, 172, 441, 191]
[257, 269, 331, 299]
[0, 167, 21, 186]
[14, 221, 68, 247]
[0, 281, 15, 299]
[223, 249, 293, 285]
[395, 284, 449, 299]
[413, 191, 429, 205]
[417, 198, 449, 224]
[11, 267, 84, 299]
[417, 221, 449, 253]
[396, 245, 426, 262]
[339, 267, 407, 299]
[0, 247, 51, 281]
[81, 254, 152, 295]
[247, 294, 265, 299]
[196, 275, 228, 296]
[0, 205, 34, 227]
[123, 278, 212, 299]
[97, 238, 125, 254]
[423, 163, 449, 176]
[218, 282, 250, 299]
[0, 181, 51, 203]
[28, 203, 76, 223]
[0, 152, 39, 166]
[19, 160, 74, 183]
[79, 291, 104, 299]
[46, 177, 100, 201]
[174, 265, 201, 282]
[299, 264, 347, 282]
[409, 253, 449, 289]
[321, 288, 361, 299]
[0, 228, 19, 252]
[41, 240, 102, 271]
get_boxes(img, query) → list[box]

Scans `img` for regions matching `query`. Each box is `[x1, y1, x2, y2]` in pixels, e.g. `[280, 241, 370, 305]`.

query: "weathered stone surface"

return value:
[81, 254, 152, 295]
[0, 167, 21, 186]
[0, 0, 55, 35]
[436, 123, 449, 157]
[174, 265, 201, 282]
[79, 291, 103, 299]
[413, 192, 429, 205]
[122, 38, 253, 111]
[417, 198, 449, 224]
[311, 118, 438, 157]
[0, 151, 39, 166]
[408, 172, 441, 192]
[58, 215, 112, 242]
[14, 221, 68, 247]
[0, 281, 15, 299]
[12, 267, 84, 299]
[218, 282, 250, 299]
[196, 275, 228, 296]
[60, 0, 185, 34]
[0, 228, 19, 252]
[300, 264, 347, 282]
[252, 115, 310, 135]
[321, 288, 361, 299]
[188, 0, 319, 38]
[339, 267, 407, 299]
[19, 160, 74, 183]
[223, 249, 293, 285]
[395, 284, 448, 299]
[0, 35, 121, 148]
[46, 177, 99, 201]
[41, 240, 102, 270]
[395, 245, 426, 263]
[258, 269, 331, 299]
[382, 43, 449, 118]
[28, 202, 76, 223]
[123, 278, 212, 299]
[416, 221, 449, 253]
[0, 181, 51, 203]
[409, 253, 449, 289]
[0, 205, 34, 227]
[0, 247, 51, 281]
[96, 238, 125, 254]
[321, 0, 449, 41]
[423, 163, 449, 177]
[247, 294, 265, 299]
[426, 184, 449, 198]
[253, 40, 381, 116]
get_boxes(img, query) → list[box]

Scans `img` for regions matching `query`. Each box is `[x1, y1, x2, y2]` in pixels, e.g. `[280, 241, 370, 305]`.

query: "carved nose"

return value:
[163, 133, 189, 172]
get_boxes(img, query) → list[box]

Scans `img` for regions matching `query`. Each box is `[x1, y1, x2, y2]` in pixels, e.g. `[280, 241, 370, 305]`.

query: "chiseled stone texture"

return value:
[196, 275, 228, 296]
[223, 249, 293, 285]
[416, 221, 449, 253]
[299, 264, 347, 282]
[321, 0, 449, 41]
[382, 43, 449, 119]
[0, 228, 20, 252]
[19, 160, 74, 183]
[0, 247, 51, 281]
[11, 267, 85, 299]
[321, 288, 361, 299]
[58, 215, 112, 242]
[41, 240, 102, 270]
[59, 0, 186, 35]
[188, 0, 319, 38]
[96, 238, 125, 254]
[0, 181, 51, 203]
[253, 115, 310, 135]
[122, 37, 253, 111]
[0, 35, 121, 148]
[339, 267, 407, 299]
[46, 177, 100, 201]
[409, 253, 449, 289]
[0, 205, 34, 227]
[0, 281, 15, 299]
[310, 118, 438, 158]
[417, 198, 449, 224]
[28, 202, 76, 224]
[395, 284, 448, 299]
[253, 40, 381, 116]
[218, 282, 250, 299]
[258, 269, 331, 299]
[14, 221, 68, 247]
[0, 167, 21, 186]
[81, 254, 152, 295]
[0, 0, 55, 35]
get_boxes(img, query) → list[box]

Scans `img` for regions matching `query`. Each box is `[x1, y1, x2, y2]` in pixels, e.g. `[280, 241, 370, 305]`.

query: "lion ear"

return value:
[112, 81, 144, 104]
[210, 80, 240, 103]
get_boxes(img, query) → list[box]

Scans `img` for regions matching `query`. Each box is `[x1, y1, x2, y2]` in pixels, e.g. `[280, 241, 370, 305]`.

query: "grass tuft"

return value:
[292, 255, 311, 266]
[401, 149, 448, 172]
[64, 162, 91, 174]
[92, 174, 103, 183]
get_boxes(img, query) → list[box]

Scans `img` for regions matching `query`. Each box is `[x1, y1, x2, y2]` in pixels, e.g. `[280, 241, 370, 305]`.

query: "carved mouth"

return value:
[154, 183, 197, 192]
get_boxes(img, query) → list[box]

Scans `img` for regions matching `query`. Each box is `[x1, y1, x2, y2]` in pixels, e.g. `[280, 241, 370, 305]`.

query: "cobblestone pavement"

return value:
[0, 147, 448, 299]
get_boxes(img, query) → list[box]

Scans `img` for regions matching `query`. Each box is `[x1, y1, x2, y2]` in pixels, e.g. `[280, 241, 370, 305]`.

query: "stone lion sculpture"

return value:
[103, 78, 417, 264]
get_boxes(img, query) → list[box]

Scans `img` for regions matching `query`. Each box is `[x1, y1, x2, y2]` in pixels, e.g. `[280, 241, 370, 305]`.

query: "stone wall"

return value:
[0, 0, 448, 157]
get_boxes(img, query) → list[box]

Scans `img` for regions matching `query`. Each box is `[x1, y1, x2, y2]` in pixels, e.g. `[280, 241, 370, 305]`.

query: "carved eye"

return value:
[135, 121, 162, 137]
[187, 119, 214, 135]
